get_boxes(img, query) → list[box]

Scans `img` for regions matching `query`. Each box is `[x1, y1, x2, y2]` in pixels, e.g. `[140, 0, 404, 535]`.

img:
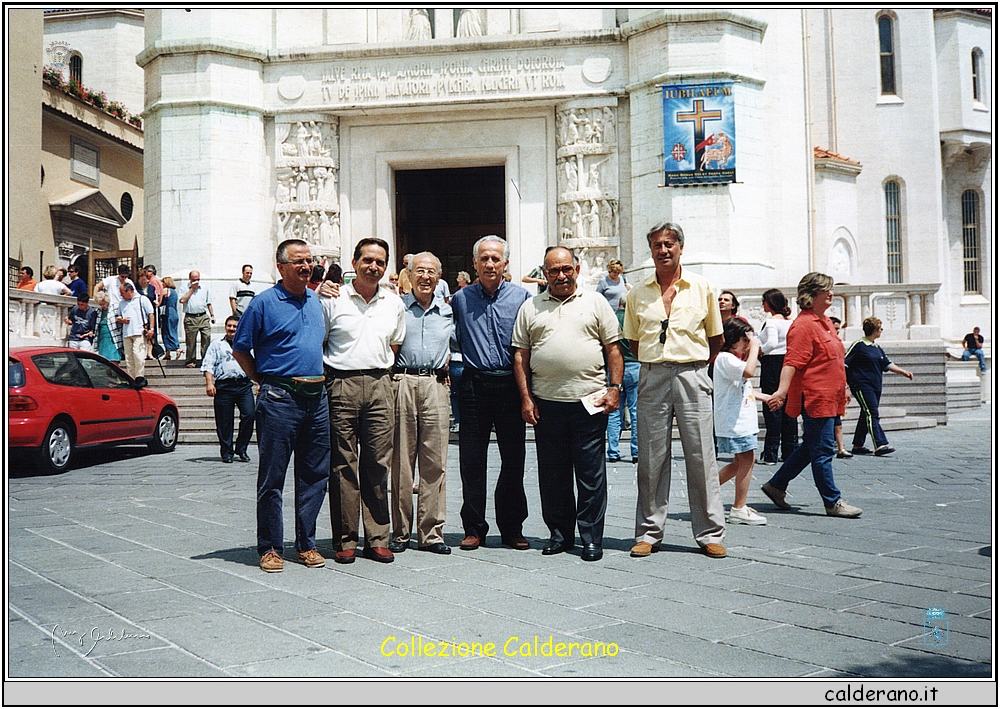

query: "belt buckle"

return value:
[418, 367, 432, 376]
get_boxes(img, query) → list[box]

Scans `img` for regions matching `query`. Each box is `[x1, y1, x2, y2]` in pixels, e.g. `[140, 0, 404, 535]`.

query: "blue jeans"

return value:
[607, 361, 640, 460]
[255, 382, 331, 556]
[962, 348, 986, 372]
[766, 408, 841, 508]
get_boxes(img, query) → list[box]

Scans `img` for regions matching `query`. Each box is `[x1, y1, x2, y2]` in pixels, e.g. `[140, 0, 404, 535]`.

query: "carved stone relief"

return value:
[274, 118, 341, 258]
[407, 9, 433, 40]
[555, 103, 618, 286]
[456, 9, 484, 37]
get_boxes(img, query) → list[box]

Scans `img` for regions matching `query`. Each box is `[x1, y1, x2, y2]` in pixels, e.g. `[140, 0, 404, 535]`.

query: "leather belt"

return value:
[393, 366, 448, 379]
[464, 366, 513, 378]
[323, 365, 389, 378]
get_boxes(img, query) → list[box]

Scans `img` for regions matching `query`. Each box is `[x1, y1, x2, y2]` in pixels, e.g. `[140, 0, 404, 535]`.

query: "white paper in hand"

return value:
[581, 387, 608, 415]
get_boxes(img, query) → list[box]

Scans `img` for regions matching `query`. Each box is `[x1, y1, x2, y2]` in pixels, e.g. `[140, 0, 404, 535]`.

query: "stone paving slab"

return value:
[6, 408, 993, 683]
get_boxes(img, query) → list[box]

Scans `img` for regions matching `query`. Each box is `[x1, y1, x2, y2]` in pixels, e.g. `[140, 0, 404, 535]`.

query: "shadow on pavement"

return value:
[843, 654, 991, 678]
[191, 547, 260, 569]
[8, 446, 176, 479]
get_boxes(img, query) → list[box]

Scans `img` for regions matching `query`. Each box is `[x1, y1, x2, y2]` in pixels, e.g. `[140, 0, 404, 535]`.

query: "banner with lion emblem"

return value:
[662, 82, 736, 186]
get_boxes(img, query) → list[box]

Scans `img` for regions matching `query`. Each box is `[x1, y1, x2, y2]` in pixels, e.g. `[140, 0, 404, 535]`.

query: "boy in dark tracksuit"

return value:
[844, 317, 913, 456]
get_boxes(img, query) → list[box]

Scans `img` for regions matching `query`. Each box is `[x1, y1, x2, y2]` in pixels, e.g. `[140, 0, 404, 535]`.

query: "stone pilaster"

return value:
[273, 115, 341, 264]
[555, 97, 618, 290]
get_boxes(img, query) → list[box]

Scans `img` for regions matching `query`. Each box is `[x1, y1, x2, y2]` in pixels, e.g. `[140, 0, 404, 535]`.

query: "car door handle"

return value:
[102, 394, 111, 401]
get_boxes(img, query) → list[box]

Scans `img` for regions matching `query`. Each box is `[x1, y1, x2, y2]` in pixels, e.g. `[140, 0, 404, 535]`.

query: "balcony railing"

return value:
[9, 289, 76, 347]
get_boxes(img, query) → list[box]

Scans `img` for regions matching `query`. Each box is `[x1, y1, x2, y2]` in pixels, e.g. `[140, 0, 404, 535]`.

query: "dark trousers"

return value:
[534, 398, 607, 547]
[255, 382, 330, 556]
[851, 385, 888, 449]
[760, 354, 799, 462]
[214, 378, 255, 458]
[458, 370, 528, 540]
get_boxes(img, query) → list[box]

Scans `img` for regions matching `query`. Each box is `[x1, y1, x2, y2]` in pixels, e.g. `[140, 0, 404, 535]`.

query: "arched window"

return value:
[69, 54, 82, 84]
[971, 49, 983, 102]
[884, 180, 902, 284]
[961, 190, 982, 294]
[878, 16, 896, 95]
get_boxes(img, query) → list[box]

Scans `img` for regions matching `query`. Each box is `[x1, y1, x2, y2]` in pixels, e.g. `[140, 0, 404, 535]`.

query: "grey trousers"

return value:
[634, 361, 726, 547]
[391, 373, 449, 546]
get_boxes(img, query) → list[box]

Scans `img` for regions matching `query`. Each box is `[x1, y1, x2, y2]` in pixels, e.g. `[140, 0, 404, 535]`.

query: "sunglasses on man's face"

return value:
[659, 319, 670, 344]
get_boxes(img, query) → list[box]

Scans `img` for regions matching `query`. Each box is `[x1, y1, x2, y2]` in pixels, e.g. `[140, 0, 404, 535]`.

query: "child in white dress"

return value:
[714, 319, 774, 525]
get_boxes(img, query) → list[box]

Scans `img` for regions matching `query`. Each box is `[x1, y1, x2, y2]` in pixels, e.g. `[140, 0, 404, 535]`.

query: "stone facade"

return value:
[135, 8, 991, 346]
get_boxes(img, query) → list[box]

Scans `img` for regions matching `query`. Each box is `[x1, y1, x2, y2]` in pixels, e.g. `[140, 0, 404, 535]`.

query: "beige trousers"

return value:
[123, 334, 147, 379]
[391, 374, 449, 546]
[634, 361, 726, 547]
[326, 371, 394, 550]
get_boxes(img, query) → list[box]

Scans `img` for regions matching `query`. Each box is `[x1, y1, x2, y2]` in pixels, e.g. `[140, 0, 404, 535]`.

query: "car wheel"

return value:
[39, 420, 74, 473]
[149, 409, 178, 453]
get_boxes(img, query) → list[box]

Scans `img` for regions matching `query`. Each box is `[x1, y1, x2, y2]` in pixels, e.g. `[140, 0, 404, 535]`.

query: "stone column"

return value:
[847, 294, 861, 329]
[273, 116, 341, 265]
[908, 293, 924, 327]
[555, 98, 618, 291]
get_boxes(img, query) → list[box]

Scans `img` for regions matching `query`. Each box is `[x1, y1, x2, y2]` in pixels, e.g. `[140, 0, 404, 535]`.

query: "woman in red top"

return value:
[759, 272, 862, 518]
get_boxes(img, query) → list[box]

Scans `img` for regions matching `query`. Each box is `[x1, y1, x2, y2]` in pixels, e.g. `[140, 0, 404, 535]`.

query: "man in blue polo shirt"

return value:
[232, 238, 330, 574]
[450, 235, 533, 551]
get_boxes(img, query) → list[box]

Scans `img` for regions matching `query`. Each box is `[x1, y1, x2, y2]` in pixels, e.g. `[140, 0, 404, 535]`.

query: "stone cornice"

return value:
[815, 158, 863, 177]
[626, 71, 766, 93]
[621, 10, 768, 39]
[136, 39, 269, 68]
[138, 30, 623, 69]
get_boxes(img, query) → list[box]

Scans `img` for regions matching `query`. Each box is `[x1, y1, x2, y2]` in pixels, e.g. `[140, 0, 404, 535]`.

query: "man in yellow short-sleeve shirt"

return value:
[622, 222, 727, 559]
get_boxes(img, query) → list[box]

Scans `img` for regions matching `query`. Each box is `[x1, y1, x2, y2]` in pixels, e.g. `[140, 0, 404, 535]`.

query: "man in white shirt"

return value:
[229, 264, 262, 318]
[322, 238, 406, 564]
[179, 270, 216, 367]
[114, 282, 155, 379]
[202, 316, 255, 463]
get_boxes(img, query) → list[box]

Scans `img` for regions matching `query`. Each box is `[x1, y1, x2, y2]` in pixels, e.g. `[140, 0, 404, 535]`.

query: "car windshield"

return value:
[8, 358, 25, 387]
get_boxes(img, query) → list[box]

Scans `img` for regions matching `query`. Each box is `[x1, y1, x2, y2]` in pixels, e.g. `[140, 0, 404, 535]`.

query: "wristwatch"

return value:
[608, 383, 623, 391]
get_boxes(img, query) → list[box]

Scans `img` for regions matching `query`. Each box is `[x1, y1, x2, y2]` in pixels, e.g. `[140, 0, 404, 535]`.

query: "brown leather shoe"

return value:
[362, 546, 395, 563]
[630, 541, 661, 557]
[459, 535, 481, 550]
[296, 548, 326, 568]
[703, 543, 727, 559]
[502, 534, 530, 551]
[333, 548, 356, 564]
[260, 550, 284, 573]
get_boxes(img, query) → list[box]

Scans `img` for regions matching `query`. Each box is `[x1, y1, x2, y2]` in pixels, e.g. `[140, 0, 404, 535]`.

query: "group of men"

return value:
[230, 218, 736, 573]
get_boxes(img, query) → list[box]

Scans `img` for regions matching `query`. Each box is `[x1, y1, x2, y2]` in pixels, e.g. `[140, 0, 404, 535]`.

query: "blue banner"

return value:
[663, 82, 736, 186]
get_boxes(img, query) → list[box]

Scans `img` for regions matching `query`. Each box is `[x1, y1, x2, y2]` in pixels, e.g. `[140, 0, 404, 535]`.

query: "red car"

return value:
[9, 346, 179, 472]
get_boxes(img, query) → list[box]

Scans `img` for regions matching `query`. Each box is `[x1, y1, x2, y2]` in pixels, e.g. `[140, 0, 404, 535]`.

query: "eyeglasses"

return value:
[278, 259, 315, 267]
[412, 268, 438, 277]
[545, 266, 576, 278]
[659, 319, 670, 344]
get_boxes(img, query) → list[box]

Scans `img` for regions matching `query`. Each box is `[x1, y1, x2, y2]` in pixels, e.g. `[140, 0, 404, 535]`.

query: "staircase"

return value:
[143, 358, 254, 446]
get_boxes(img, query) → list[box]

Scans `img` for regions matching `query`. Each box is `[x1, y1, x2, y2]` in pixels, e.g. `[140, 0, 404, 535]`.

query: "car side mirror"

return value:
[134, 376, 148, 390]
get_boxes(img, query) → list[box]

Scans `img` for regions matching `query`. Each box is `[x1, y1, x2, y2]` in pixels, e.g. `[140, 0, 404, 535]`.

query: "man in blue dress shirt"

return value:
[389, 252, 454, 555]
[202, 315, 256, 464]
[450, 236, 532, 551]
[232, 239, 330, 574]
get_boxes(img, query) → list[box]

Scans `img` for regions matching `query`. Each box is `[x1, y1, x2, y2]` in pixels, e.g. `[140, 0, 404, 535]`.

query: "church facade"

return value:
[138, 8, 991, 345]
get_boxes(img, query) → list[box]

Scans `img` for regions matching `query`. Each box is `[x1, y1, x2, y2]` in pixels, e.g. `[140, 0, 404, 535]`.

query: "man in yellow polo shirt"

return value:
[622, 222, 727, 559]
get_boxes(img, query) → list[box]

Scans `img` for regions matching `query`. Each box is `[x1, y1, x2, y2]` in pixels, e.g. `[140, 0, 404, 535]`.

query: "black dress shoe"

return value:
[581, 543, 603, 562]
[417, 542, 451, 555]
[222, 454, 234, 464]
[542, 540, 573, 556]
[388, 540, 409, 553]
[237, 452, 251, 462]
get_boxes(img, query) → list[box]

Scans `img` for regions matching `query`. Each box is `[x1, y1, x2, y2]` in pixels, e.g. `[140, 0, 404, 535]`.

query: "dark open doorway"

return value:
[394, 166, 505, 291]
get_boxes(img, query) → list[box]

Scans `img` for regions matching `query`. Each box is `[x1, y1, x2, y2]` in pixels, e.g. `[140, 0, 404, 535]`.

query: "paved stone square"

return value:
[6, 407, 992, 696]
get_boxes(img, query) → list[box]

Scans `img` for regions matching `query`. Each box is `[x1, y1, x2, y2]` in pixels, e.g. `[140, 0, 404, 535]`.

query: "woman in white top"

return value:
[759, 288, 797, 464]
[33, 265, 72, 296]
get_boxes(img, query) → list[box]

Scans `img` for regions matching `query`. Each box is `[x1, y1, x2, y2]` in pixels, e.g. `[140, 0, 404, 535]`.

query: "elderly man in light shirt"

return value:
[388, 252, 454, 555]
[322, 237, 406, 565]
[623, 222, 727, 560]
[513, 246, 622, 562]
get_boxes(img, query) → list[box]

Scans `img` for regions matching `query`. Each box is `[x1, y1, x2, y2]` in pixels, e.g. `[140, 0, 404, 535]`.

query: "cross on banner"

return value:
[676, 99, 723, 169]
